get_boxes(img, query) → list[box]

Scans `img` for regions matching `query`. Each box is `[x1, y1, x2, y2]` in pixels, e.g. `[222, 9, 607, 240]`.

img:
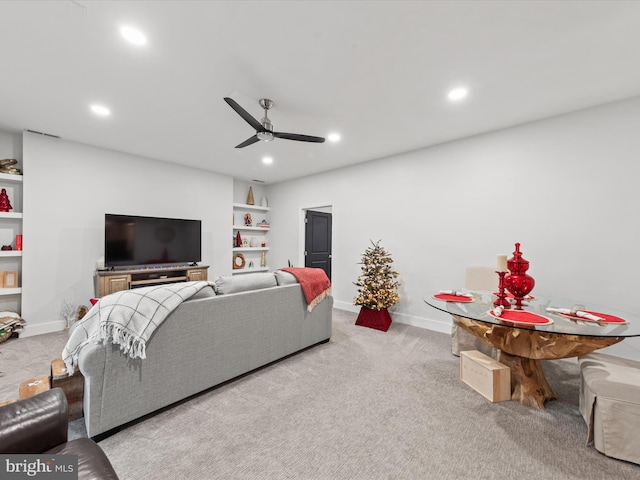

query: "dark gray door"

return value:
[304, 210, 332, 280]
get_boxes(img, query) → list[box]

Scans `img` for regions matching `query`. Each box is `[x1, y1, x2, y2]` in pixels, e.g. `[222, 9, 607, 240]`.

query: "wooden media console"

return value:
[94, 265, 209, 297]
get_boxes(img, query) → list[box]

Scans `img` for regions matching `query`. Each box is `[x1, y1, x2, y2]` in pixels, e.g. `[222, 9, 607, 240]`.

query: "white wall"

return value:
[21, 132, 233, 336]
[266, 96, 640, 360]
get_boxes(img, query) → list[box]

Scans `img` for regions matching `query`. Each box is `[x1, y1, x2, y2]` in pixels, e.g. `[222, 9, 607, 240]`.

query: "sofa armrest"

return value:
[0, 388, 69, 453]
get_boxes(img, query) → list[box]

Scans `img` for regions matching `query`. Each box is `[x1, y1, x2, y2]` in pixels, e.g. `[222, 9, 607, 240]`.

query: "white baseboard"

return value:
[333, 301, 451, 334]
[19, 320, 67, 338]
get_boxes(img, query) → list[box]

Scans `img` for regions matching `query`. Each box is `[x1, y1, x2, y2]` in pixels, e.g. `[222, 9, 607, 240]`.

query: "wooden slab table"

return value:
[424, 291, 639, 409]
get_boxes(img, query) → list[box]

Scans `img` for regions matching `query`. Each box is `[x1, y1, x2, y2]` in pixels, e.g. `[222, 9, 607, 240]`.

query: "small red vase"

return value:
[355, 308, 392, 332]
[504, 242, 535, 310]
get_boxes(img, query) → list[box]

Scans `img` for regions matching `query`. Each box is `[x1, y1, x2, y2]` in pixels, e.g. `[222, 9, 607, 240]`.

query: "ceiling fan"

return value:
[224, 97, 325, 148]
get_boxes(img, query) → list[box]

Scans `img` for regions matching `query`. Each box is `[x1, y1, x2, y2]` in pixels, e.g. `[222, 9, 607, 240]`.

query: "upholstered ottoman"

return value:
[578, 353, 640, 465]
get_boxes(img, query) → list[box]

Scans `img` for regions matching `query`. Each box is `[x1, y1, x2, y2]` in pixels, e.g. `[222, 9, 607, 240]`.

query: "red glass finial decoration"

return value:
[0, 188, 12, 213]
[504, 242, 535, 309]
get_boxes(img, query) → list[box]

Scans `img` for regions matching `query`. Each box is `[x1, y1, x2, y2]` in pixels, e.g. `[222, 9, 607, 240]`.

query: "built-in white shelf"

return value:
[0, 212, 22, 219]
[0, 173, 23, 183]
[232, 267, 269, 275]
[233, 226, 270, 231]
[233, 203, 269, 212]
[0, 287, 21, 296]
[0, 251, 22, 257]
[232, 247, 270, 252]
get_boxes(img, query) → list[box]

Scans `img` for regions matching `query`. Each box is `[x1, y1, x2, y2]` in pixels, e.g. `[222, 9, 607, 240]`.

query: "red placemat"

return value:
[487, 309, 553, 325]
[556, 310, 628, 324]
[433, 293, 473, 303]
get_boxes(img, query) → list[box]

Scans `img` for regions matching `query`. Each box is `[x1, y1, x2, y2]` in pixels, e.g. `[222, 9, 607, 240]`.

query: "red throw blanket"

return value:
[281, 267, 331, 312]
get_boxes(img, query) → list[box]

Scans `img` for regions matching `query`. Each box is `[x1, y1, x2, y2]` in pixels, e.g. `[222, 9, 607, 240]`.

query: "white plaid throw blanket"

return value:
[62, 281, 213, 374]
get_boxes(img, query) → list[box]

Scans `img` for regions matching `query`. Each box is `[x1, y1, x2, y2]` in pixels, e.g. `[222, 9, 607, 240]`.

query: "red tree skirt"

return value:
[355, 308, 392, 332]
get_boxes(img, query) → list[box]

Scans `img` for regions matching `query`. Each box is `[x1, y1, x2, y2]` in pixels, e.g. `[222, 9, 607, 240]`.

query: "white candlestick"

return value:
[497, 254, 508, 272]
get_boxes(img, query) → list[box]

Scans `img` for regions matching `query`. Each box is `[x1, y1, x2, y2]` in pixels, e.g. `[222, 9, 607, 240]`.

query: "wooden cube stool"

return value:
[460, 350, 511, 402]
[18, 375, 50, 400]
[51, 357, 84, 421]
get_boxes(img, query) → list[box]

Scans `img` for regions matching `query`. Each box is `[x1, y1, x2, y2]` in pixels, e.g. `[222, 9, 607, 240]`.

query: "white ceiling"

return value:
[2, 1, 640, 184]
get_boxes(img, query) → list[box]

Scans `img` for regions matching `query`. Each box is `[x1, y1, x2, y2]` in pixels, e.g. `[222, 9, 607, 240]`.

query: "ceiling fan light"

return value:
[257, 131, 274, 141]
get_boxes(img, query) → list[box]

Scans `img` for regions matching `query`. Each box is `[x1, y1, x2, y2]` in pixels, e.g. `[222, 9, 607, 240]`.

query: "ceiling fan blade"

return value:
[273, 132, 325, 143]
[235, 135, 260, 148]
[224, 97, 265, 132]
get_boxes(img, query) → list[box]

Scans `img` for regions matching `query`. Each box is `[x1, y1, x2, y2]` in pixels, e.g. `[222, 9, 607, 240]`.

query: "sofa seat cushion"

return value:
[47, 438, 120, 480]
[578, 353, 640, 465]
[214, 272, 277, 295]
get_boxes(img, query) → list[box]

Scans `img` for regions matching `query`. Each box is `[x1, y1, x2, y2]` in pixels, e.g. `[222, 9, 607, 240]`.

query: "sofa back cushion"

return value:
[274, 270, 298, 286]
[187, 284, 217, 300]
[215, 272, 277, 295]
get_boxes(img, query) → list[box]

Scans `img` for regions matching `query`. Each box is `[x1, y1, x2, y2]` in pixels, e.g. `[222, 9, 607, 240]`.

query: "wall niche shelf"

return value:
[234, 226, 270, 232]
[0, 212, 22, 219]
[0, 288, 21, 296]
[0, 170, 23, 313]
[232, 202, 270, 275]
[232, 203, 269, 212]
[233, 267, 269, 275]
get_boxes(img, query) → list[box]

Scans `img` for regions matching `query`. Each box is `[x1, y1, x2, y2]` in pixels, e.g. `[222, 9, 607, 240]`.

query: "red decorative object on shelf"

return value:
[504, 242, 535, 310]
[355, 308, 392, 332]
[0, 188, 12, 212]
[235, 231, 242, 248]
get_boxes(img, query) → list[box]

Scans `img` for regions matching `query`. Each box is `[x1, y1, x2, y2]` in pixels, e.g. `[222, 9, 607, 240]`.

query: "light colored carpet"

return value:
[0, 329, 68, 402]
[1, 309, 639, 479]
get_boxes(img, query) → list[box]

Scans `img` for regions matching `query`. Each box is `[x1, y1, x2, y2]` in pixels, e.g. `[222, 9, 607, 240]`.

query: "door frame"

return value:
[298, 202, 334, 270]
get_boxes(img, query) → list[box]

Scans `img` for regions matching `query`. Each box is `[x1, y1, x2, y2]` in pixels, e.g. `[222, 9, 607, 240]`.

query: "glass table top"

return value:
[424, 290, 640, 338]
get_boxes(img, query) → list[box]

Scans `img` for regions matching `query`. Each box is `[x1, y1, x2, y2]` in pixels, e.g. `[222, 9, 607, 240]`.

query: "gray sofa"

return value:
[77, 271, 332, 438]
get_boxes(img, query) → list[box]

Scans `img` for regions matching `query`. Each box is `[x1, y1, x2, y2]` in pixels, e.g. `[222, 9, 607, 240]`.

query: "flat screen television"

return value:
[105, 214, 202, 269]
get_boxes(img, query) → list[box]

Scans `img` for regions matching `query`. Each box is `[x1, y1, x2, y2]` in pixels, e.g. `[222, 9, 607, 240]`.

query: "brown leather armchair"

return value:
[0, 388, 119, 480]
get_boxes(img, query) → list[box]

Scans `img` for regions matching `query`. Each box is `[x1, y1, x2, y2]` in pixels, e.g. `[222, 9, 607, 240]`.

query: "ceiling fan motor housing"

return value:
[257, 99, 274, 141]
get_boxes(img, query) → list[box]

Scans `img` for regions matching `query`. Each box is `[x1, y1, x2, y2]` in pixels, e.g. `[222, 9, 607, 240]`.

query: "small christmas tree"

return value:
[354, 240, 400, 311]
[0, 188, 12, 213]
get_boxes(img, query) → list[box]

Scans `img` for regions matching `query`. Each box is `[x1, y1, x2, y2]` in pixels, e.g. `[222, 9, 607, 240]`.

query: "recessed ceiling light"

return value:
[262, 156, 273, 165]
[90, 104, 111, 116]
[120, 26, 147, 46]
[328, 133, 341, 142]
[448, 87, 468, 101]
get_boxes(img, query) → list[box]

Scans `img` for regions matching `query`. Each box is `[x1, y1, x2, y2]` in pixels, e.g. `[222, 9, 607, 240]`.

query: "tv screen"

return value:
[105, 214, 202, 268]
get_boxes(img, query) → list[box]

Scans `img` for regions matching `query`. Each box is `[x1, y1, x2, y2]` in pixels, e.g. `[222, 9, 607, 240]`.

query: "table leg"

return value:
[498, 352, 557, 409]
